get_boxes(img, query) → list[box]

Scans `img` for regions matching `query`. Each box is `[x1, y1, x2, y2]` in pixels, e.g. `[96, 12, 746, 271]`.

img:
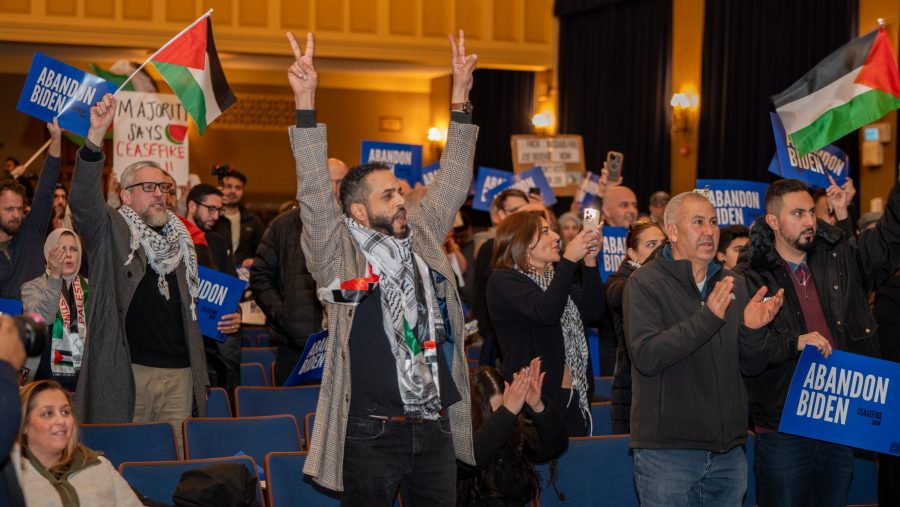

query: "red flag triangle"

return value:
[153, 17, 208, 70]
[855, 28, 900, 98]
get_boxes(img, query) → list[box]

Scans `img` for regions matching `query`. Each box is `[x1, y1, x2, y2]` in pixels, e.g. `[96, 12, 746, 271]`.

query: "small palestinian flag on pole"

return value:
[773, 26, 900, 157]
[117, 10, 235, 134]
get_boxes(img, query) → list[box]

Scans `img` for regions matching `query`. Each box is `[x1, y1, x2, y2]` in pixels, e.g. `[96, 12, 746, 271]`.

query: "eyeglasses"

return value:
[125, 181, 175, 193]
[195, 202, 224, 215]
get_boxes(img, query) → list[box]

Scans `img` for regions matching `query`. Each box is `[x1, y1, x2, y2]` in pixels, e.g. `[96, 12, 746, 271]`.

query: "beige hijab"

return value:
[43, 227, 82, 283]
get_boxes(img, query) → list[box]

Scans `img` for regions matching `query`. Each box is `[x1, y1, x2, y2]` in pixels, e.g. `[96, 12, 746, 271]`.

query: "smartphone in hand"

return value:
[606, 151, 624, 183]
[583, 207, 600, 230]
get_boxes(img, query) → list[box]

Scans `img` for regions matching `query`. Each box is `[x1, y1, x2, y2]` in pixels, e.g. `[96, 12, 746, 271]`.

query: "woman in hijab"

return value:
[21, 228, 88, 391]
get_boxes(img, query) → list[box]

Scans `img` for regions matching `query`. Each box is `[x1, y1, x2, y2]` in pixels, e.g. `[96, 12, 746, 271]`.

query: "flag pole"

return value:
[113, 9, 213, 95]
[18, 139, 52, 171]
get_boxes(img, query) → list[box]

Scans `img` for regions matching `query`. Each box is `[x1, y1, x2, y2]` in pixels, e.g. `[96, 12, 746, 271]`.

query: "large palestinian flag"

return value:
[773, 28, 900, 156]
[150, 12, 236, 134]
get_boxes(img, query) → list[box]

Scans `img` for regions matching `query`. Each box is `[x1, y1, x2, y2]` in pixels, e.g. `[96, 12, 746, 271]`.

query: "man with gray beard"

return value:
[69, 94, 208, 452]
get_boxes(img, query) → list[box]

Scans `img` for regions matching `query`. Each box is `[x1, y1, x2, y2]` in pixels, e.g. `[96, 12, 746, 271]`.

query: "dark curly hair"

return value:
[339, 162, 392, 215]
[457, 366, 539, 505]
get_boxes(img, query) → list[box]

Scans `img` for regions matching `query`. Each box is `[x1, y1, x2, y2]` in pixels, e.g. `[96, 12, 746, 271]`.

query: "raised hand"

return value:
[798, 331, 833, 358]
[448, 29, 477, 105]
[87, 93, 116, 148]
[564, 227, 598, 263]
[743, 286, 784, 329]
[47, 118, 62, 158]
[707, 276, 735, 320]
[287, 32, 317, 109]
[826, 174, 851, 220]
[524, 357, 546, 412]
[502, 369, 529, 415]
[583, 225, 602, 267]
[46, 245, 65, 279]
[597, 162, 622, 198]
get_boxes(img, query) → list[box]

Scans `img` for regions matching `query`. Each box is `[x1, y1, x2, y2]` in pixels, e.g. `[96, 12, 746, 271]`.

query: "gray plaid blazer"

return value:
[290, 120, 478, 491]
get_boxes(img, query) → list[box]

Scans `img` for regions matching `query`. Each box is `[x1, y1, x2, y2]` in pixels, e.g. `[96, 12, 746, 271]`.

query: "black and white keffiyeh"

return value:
[119, 205, 199, 320]
[521, 264, 592, 428]
[345, 217, 443, 419]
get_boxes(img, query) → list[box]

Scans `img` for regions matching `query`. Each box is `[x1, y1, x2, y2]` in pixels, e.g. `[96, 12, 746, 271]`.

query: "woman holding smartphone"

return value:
[486, 211, 603, 436]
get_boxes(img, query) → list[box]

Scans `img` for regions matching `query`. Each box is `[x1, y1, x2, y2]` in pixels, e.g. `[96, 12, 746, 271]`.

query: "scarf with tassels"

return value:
[118, 206, 199, 320]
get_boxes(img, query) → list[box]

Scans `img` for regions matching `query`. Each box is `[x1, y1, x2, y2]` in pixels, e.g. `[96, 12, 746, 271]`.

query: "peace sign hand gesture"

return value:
[287, 32, 317, 109]
[448, 30, 477, 104]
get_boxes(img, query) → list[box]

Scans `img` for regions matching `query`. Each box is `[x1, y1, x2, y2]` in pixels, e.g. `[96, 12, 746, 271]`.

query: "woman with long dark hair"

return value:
[457, 358, 568, 506]
[487, 211, 603, 436]
[606, 220, 666, 434]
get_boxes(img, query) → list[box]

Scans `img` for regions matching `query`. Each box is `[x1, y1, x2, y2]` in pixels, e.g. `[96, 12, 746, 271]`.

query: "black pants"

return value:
[342, 415, 456, 506]
[274, 346, 302, 387]
[204, 334, 241, 394]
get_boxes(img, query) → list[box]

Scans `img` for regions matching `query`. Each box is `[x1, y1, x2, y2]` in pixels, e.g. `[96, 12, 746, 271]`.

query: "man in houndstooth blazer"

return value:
[286, 31, 479, 504]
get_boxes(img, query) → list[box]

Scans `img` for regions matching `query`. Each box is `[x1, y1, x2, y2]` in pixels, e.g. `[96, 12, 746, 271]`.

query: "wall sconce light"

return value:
[532, 110, 555, 135]
[427, 126, 447, 157]
[670, 90, 699, 133]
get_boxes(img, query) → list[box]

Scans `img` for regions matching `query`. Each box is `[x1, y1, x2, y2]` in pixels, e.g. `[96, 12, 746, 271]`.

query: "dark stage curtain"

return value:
[697, 0, 860, 183]
[556, 0, 672, 213]
[470, 69, 535, 172]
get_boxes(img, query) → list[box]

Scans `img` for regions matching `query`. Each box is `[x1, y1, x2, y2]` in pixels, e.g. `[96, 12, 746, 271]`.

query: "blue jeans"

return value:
[342, 416, 456, 506]
[633, 447, 747, 506]
[754, 432, 854, 507]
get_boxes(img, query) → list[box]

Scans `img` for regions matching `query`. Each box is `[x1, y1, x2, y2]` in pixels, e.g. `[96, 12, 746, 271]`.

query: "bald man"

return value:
[602, 186, 638, 228]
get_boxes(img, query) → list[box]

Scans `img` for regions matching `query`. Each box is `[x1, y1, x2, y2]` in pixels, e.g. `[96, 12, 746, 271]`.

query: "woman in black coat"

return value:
[457, 359, 568, 506]
[606, 220, 666, 435]
[486, 210, 602, 436]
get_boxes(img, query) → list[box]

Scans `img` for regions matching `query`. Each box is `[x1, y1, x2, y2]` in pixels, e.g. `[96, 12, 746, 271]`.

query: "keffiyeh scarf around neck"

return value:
[345, 217, 444, 419]
[520, 264, 592, 430]
[119, 205, 199, 320]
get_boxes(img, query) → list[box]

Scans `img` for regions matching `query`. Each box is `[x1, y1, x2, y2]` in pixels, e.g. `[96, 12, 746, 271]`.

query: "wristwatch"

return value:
[450, 101, 473, 114]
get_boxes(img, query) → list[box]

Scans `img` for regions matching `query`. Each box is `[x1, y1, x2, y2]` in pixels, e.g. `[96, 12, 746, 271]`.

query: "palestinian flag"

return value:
[773, 27, 900, 156]
[150, 12, 235, 134]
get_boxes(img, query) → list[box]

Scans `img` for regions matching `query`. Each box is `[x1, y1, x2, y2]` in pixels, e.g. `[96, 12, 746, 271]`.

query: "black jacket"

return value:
[249, 208, 322, 351]
[624, 246, 767, 452]
[486, 259, 601, 420]
[733, 184, 900, 429]
[214, 205, 265, 265]
[606, 257, 639, 435]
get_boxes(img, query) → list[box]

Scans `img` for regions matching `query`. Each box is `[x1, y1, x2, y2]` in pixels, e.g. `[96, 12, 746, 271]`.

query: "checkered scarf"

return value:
[345, 217, 442, 419]
[119, 205, 199, 320]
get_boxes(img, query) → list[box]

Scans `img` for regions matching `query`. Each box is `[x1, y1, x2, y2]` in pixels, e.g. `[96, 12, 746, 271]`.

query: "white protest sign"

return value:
[113, 90, 189, 186]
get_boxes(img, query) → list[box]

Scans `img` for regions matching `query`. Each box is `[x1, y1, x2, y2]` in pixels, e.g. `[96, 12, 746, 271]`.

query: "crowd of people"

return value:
[0, 28, 897, 507]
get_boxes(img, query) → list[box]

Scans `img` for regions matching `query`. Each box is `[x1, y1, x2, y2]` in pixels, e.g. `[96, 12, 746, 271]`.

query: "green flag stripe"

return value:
[152, 60, 208, 133]
[789, 88, 900, 157]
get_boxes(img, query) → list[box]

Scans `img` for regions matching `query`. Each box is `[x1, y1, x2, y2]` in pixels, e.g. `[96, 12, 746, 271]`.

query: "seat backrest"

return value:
[265, 452, 341, 506]
[235, 386, 321, 447]
[304, 412, 316, 449]
[183, 415, 302, 468]
[593, 376, 613, 399]
[536, 435, 637, 507]
[240, 362, 267, 386]
[119, 456, 262, 505]
[79, 422, 178, 468]
[207, 387, 232, 418]
[241, 347, 277, 385]
[589, 403, 613, 436]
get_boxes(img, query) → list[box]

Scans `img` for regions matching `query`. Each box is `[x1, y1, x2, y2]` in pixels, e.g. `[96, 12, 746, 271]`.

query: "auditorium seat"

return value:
[593, 376, 613, 399]
[119, 456, 262, 505]
[235, 386, 321, 448]
[241, 347, 277, 385]
[535, 435, 636, 506]
[265, 452, 340, 506]
[305, 412, 316, 449]
[207, 387, 232, 417]
[589, 402, 613, 436]
[80, 422, 178, 468]
[183, 415, 302, 472]
[466, 345, 481, 361]
[240, 362, 267, 386]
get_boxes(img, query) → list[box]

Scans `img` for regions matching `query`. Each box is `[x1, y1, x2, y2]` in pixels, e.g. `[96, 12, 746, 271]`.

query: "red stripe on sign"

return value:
[855, 28, 900, 99]
[153, 17, 208, 70]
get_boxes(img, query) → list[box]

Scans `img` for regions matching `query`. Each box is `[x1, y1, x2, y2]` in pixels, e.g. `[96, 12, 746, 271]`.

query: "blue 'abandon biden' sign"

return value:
[779, 347, 899, 456]
[196, 266, 245, 342]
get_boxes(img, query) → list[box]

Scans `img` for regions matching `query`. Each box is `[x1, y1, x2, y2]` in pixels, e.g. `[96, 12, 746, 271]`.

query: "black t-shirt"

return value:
[348, 283, 461, 417]
[126, 264, 189, 368]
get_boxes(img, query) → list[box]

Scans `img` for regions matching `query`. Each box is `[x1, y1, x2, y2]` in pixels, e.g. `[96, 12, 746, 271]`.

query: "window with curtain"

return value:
[697, 0, 859, 183]
[556, 0, 673, 213]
